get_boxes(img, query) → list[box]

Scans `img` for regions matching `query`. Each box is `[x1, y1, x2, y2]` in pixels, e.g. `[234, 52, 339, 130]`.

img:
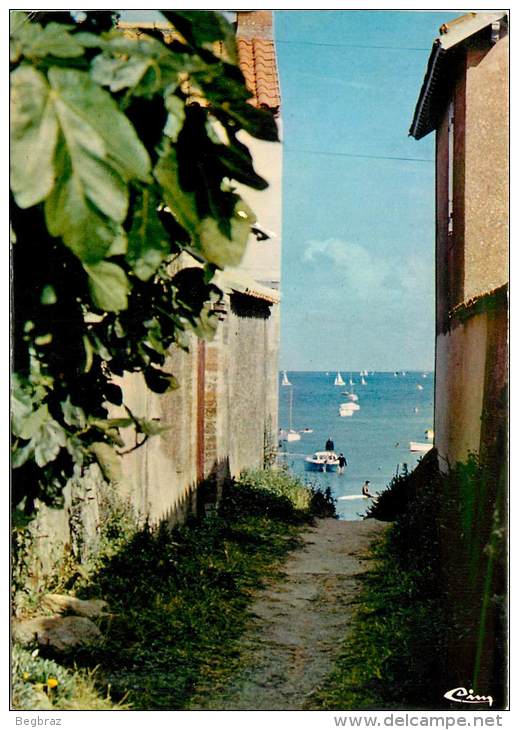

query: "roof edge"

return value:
[409, 11, 508, 140]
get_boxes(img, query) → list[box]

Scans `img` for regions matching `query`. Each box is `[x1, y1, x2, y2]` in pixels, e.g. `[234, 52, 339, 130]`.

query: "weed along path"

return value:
[193, 517, 387, 710]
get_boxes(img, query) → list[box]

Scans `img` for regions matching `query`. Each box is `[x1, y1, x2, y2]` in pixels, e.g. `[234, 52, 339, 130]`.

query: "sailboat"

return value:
[360, 376, 367, 385]
[334, 371, 345, 386]
[349, 373, 354, 386]
[281, 387, 301, 442]
[281, 370, 291, 386]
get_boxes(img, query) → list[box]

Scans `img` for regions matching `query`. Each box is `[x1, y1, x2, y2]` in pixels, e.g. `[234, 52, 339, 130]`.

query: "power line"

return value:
[275, 38, 429, 52]
[284, 146, 434, 163]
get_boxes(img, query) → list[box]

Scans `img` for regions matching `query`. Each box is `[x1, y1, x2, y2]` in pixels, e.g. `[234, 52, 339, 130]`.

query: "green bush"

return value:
[11, 645, 125, 710]
[237, 467, 337, 518]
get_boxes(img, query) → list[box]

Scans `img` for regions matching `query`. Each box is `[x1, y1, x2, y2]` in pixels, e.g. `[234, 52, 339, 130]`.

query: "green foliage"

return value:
[12, 645, 127, 710]
[237, 467, 337, 517]
[10, 10, 279, 514]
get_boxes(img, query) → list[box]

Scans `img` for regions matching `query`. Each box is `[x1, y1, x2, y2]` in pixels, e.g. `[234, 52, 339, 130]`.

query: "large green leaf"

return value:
[10, 66, 59, 208]
[45, 142, 124, 262]
[127, 190, 171, 281]
[154, 146, 199, 238]
[164, 94, 185, 142]
[90, 31, 201, 97]
[84, 261, 129, 312]
[37, 67, 152, 262]
[199, 198, 256, 268]
[91, 54, 152, 93]
[89, 441, 122, 483]
[48, 67, 151, 184]
[11, 402, 68, 469]
[11, 20, 86, 60]
[214, 100, 279, 142]
[11, 377, 37, 438]
[144, 367, 180, 394]
[163, 10, 238, 64]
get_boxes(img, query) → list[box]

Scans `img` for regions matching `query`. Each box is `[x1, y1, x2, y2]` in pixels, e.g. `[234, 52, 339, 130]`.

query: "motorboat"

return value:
[305, 451, 340, 472]
[424, 428, 434, 440]
[340, 402, 360, 414]
[409, 441, 433, 453]
[416, 384, 424, 390]
[339, 407, 354, 417]
[300, 427, 314, 434]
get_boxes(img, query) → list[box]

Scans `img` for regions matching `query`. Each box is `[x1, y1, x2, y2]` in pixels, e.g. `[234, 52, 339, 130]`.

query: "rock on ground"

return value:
[193, 517, 387, 710]
[13, 615, 102, 652]
[41, 594, 109, 619]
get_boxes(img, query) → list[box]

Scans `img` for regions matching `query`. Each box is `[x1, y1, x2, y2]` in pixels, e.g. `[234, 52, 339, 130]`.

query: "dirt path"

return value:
[194, 517, 388, 710]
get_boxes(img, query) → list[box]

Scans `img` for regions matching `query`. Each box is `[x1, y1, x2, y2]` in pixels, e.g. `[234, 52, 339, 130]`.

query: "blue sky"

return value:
[275, 10, 457, 372]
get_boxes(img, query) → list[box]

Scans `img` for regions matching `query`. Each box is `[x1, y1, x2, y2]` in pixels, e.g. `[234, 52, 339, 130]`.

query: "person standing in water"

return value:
[325, 437, 334, 451]
[338, 453, 347, 474]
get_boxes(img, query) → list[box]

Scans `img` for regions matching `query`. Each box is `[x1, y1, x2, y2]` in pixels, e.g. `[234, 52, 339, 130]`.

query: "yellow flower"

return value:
[46, 677, 58, 689]
[22, 672, 30, 680]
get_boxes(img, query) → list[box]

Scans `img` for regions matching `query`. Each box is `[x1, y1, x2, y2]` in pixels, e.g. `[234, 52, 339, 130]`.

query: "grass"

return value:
[11, 644, 129, 710]
[13, 468, 336, 711]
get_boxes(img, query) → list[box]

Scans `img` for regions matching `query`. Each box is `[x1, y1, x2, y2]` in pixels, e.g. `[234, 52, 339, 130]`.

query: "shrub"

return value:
[11, 645, 125, 710]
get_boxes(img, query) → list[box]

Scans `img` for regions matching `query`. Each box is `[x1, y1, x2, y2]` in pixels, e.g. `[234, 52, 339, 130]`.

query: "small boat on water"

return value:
[340, 402, 360, 416]
[281, 370, 291, 386]
[280, 388, 300, 442]
[360, 376, 367, 385]
[409, 441, 433, 453]
[416, 384, 424, 390]
[425, 428, 434, 440]
[300, 427, 314, 434]
[334, 371, 345, 386]
[305, 451, 340, 472]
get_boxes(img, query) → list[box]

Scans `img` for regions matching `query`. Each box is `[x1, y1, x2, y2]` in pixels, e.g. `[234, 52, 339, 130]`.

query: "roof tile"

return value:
[237, 38, 281, 110]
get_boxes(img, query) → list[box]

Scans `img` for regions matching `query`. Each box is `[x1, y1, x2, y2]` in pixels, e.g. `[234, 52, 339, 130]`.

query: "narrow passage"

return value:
[193, 517, 387, 710]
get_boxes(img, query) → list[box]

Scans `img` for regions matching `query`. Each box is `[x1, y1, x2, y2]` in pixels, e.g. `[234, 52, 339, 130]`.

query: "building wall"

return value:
[116, 341, 200, 524]
[434, 32, 508, 471]
[463, 36, 509, 300]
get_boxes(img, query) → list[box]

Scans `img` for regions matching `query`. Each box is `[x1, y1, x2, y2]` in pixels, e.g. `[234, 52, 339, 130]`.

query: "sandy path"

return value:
[193, 517, 387, 710]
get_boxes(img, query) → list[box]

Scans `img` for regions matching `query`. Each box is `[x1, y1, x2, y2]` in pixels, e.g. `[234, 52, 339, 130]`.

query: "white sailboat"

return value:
[349, 373, 354, 386]
[281, 387, 300, 442]
[360, 376, 367, 385]
[281, 370, 291, 386]
[334, 371, 345, 386]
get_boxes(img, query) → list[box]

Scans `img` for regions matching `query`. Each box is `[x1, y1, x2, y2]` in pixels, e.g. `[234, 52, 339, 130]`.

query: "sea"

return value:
[278, 371, 434, 520]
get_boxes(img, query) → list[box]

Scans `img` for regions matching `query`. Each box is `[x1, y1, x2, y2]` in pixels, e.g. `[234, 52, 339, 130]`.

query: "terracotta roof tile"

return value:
[237, 38, 281, 110]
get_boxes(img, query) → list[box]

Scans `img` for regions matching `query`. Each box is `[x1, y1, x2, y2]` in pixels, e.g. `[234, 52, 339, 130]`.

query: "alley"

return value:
[193, 518, 387, 710]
